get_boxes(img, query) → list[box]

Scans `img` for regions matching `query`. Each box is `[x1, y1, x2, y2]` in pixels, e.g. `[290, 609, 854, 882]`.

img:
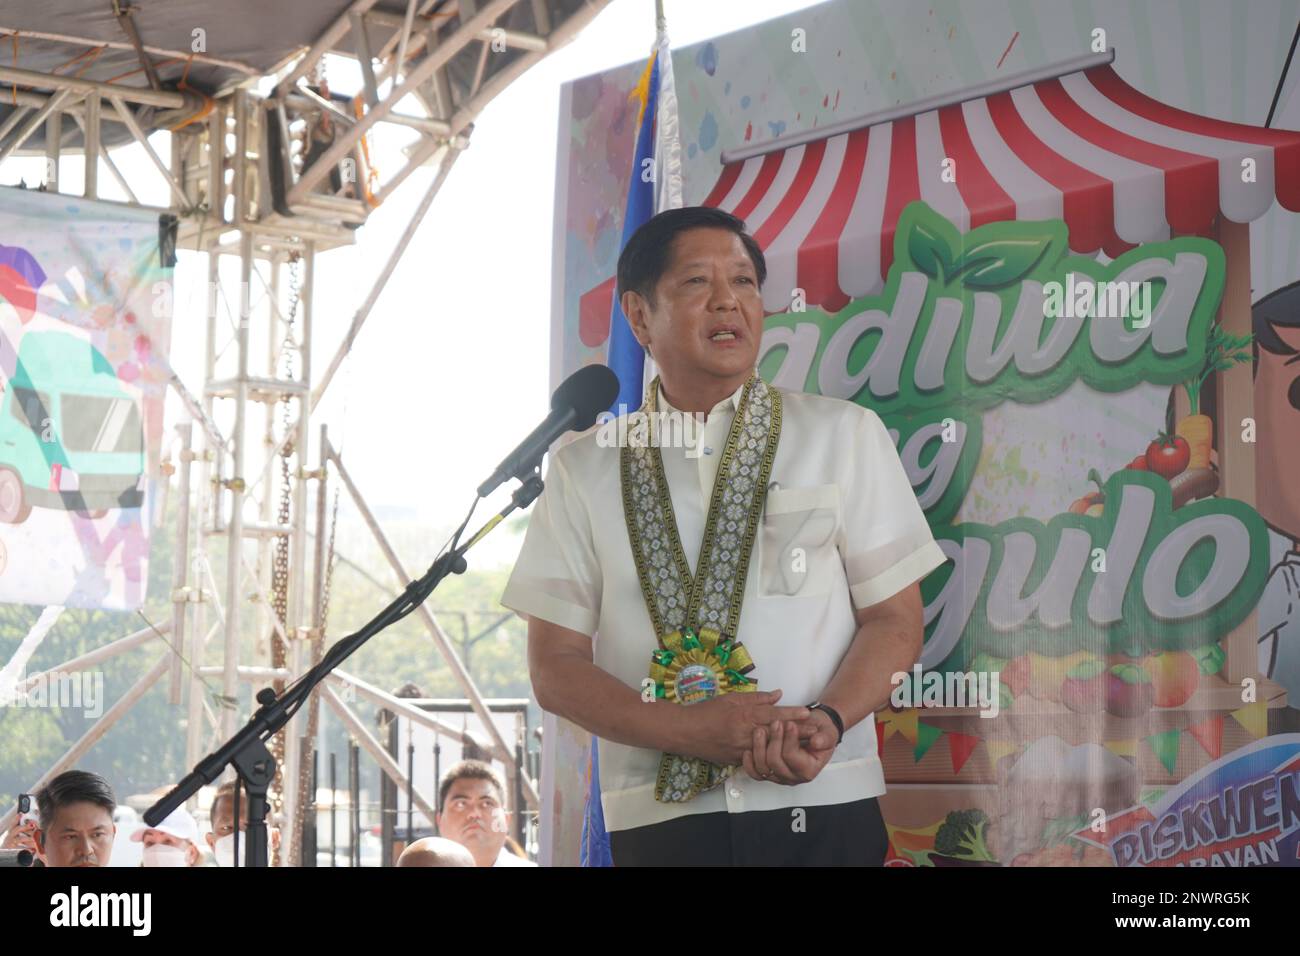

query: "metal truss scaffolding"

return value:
[0, 0, 609, 863]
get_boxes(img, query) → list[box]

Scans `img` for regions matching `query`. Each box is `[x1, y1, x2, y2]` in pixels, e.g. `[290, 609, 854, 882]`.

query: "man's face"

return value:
[205, 796, 281, 853]
[436, 778, 508, 858]
[208, 796, 238, 844]
[622, 227, 764, 391]
[37, 802, 115, 867]
[1255, 324, 1300, 538]
[141, 829, 199, 866]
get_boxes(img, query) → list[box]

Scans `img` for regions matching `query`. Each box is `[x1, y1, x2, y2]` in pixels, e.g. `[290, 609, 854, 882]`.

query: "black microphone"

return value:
[477, 364, 619, 498]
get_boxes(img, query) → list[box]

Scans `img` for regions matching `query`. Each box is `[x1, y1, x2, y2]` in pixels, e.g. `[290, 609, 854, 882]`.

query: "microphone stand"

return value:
[145, 472, 546, 866]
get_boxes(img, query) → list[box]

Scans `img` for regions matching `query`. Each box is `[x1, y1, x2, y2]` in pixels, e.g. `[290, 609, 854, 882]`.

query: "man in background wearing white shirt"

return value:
[503, 206, 946, 865]
[436, 761, 536, 867]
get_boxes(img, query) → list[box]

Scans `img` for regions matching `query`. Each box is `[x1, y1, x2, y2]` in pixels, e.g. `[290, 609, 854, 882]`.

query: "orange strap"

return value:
[167, 51, 214, 131]
[351, 94, 381, 208]
[71, 46, 104, 79]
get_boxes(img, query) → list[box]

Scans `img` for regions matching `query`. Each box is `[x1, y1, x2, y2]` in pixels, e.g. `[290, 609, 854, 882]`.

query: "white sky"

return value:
[2, 0, 825, 567]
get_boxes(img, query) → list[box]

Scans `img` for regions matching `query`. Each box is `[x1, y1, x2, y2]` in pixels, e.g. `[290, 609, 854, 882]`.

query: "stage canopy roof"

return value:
[0, 0, 594, 151]
[704, 57, 1300, 314]
[579, 52, 1300, 339]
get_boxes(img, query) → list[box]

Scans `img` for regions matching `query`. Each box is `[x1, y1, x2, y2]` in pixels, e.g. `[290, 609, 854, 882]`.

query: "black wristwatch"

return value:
[806, 701, 845, 745]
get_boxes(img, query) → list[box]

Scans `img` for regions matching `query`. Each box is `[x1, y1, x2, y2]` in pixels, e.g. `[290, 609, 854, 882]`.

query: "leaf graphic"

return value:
[957, 234, 1057, 288]
[907, 217, 957, 282]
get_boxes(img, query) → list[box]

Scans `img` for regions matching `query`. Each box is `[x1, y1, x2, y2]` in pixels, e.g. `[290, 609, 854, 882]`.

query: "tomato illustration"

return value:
[1145, 432, 1190, 478]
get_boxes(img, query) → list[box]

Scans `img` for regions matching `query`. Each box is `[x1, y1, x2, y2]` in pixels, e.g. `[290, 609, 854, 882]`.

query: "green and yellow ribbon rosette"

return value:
[650, 626, 757, 802]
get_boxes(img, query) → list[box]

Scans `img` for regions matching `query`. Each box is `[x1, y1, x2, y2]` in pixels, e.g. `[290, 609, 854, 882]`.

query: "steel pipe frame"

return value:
[322, 684, 441, 834]
[274, 0, 387, 98]
[106, 94, 190, 207]
[4, 86, 143, 127]
[70, 108, 139, 203]
[196, 665, 292, 681]
[14, 620, 171, 693]
[0, 27, 260, 80]
[288, 422, 331, 866]
[0, 87, 73, 163]
[441, 0, 605, 141]
[328, 669, 467, 741]
[325, 436, 539, 810]
[0, 656, 171, 836]
[184, 248, 223, 785]
[366, 8, 548, 57]
[220, 87, 252, 744]
[0, 105, 32, 143]
[301, 0, 607, 412]
[0, 0, 607, 853]
[167, 421, 194, 704]
[286, 0, 517, 204]
[311, 143, 461, 410]
[0, 62, 187, 110]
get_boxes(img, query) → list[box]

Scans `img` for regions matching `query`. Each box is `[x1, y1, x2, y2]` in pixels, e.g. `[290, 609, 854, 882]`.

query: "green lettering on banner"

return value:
[880, 410, 982, 527]
[918, 473, 1271, 669]
[758, 201, 1226, 417]
[757, 201, 1269, 667]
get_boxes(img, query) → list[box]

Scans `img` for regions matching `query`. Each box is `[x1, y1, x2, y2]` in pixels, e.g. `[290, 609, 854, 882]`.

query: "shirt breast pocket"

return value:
[758, 485, 840, 598]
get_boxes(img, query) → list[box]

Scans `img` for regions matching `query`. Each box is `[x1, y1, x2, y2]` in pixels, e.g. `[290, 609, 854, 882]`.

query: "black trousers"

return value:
[609, 797, 889, 866]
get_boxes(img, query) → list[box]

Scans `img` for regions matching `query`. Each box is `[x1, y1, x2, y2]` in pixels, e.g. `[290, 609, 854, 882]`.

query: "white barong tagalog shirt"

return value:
[502, 381, 947, 833]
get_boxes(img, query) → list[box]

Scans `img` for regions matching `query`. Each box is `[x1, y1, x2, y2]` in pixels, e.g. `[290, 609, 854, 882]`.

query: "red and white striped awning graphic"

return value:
[578, 52, 1300, 343]
[701, 60, 1300, 314]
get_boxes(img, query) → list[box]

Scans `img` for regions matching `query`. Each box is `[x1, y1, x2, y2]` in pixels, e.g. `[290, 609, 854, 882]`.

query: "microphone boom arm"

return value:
[145, 471, 546, 865]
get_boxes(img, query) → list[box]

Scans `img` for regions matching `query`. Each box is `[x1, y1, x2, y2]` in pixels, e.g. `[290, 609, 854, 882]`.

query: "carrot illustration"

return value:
[1178, 323, 1252, 469]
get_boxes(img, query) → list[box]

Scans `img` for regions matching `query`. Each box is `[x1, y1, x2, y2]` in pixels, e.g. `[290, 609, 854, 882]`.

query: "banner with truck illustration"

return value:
[548, 0, 1300, 866]
[0, 186, 174, 610]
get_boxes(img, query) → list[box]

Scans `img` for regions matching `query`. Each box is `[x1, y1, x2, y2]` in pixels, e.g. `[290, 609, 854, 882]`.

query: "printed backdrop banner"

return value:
[549, 0, 1300, 866]
[0, 187, 173, 611]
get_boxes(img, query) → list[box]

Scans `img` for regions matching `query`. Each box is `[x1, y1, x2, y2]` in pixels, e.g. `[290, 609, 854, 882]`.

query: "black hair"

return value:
[36, 769, 116, 831]
[615, 205, 767, 308]
[1252, 279, 1300, 378]
[438, 760, 505, 814]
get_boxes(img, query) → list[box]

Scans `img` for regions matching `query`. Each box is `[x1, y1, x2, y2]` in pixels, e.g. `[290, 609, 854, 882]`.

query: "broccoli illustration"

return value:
[934, 809, 996, 862]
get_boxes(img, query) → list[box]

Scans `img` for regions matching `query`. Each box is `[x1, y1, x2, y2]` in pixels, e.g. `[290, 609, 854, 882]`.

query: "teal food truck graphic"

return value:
[0, 329, 144, 523]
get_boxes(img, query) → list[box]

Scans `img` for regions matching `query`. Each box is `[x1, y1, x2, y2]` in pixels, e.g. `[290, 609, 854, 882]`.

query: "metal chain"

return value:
[270, 253, 301, 639]
[267, 252, 302, 867]
[291, 483, 338, 864]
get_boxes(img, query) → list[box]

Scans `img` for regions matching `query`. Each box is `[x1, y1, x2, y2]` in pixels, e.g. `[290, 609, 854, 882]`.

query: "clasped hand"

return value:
[687, 689, 839, 786]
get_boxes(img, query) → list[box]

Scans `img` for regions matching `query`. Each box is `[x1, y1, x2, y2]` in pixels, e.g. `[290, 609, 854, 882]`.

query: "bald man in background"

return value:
[397, 837, 476, 867]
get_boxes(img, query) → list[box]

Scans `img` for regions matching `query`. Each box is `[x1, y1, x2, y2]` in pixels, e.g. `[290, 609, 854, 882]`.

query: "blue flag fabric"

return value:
[581, 47, 667, 869]
[605, 50, 661, 415]
[579, 736, 613, 866]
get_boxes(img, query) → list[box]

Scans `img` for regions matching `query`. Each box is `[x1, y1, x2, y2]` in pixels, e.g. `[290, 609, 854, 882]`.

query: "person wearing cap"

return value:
[132, 806, 202, 867]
